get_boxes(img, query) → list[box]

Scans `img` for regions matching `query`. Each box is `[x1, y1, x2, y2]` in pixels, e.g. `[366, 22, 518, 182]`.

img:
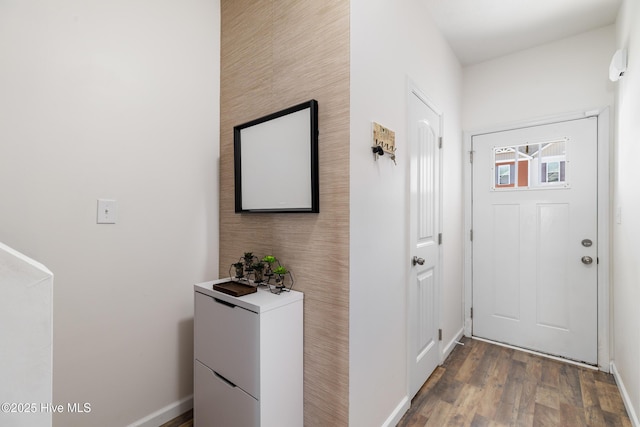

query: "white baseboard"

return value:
[381, 396, 410, 427]
[442, 327, 465, 362]
[127, 395, 193, 427]
[611, 362, 640, 427]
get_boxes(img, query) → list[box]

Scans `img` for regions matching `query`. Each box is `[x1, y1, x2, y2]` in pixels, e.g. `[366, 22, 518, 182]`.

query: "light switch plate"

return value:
[97, 199, 117, 224]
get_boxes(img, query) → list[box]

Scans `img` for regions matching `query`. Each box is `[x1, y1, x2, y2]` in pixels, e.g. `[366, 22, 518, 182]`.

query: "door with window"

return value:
[472, 116, 598, 364]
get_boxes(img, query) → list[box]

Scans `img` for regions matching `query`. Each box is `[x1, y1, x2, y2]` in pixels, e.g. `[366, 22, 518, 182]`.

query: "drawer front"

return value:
[195, 292, 259, 398]
[194, 360, 259, 427]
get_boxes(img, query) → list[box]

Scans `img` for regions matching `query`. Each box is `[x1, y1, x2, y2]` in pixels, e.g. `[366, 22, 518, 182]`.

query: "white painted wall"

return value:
[612, 0, 640, 424]
[0, 1, 220, 426]
[349, 1, 463, 425]
[463, 25, 617, 130]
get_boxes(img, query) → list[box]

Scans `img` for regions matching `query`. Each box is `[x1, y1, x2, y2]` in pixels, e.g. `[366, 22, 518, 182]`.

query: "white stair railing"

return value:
[0, 242, 53, 427]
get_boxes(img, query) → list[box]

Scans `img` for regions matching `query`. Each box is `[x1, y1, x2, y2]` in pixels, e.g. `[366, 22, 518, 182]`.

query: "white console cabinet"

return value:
[194, 279, 303, 427]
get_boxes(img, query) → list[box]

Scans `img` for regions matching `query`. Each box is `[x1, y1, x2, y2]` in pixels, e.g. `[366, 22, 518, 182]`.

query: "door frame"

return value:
[406, 79, 445, 398]
[462, 108, 611, 371]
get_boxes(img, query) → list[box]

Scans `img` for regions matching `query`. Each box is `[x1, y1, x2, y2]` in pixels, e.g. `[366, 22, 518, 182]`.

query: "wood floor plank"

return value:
[402, 366, 446, 422]
[533, 402, 561, 427]
[470, 413, 490, 427]
[523, 354, 543, 383]
[515, 380, 537, 427]
[446, 383, 484, 427]
[540, 358, 561, 389]
[559, 402, 587, 426]
[443, 341, 472, 371]
[579, 369, 601, 407]
[433, 375, 465, 405]
[596, 379, 629, 414]
[558, 363, 584, 407]
[603, 409, 633, 427]
[402, 413, 428, 427]
[415, 366, 445, 401]
[494, 358, 526, 425]
[424, 400, 454, 427]
[475, 346, 512, 420]
[579, 368, 608, 426]
[414, 394, 442, 422]
[474, 375, 507, 420]
[421, 366, 445, 393]
[158, 410, 193, 427]
[584, 405, 608, 427]
[594, 369, 618, 385]
[468, 341, 500, 388]
[455, 339, 489, 383]
[535, 384, 560, 410]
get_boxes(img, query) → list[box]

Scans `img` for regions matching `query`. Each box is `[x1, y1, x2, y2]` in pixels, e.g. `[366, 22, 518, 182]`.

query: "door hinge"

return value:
[438, 329, 443, 341]
[438, 233, 442, 245]
[470, 307, 473, 319]
[470, 229, 473, 241]
[469, 151, 474, 163]
[439, 137, 443, 149]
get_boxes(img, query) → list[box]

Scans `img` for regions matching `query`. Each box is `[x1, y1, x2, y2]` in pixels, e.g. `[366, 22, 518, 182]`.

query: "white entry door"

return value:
[472, 117, 598, 364]
[408, 87, 441, 398]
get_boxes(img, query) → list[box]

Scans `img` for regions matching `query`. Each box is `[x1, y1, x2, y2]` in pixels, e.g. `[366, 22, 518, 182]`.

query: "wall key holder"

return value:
[372, 122, 397, 165]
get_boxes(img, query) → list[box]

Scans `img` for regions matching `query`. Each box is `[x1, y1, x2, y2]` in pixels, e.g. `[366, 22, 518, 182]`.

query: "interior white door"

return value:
[472, 117, 598, 364]
[408, 89, 441, 398]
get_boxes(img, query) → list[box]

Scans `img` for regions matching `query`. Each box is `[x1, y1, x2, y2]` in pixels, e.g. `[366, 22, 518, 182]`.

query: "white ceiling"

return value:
[425, 0, 622, 65]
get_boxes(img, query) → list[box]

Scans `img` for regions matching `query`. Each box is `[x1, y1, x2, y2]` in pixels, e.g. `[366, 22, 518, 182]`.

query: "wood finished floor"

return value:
[163, 338, 630, 426]
[398, 337, 631, 427]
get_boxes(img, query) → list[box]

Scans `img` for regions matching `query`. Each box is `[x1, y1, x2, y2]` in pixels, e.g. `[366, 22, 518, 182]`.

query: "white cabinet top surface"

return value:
[194, 278, 303, 314]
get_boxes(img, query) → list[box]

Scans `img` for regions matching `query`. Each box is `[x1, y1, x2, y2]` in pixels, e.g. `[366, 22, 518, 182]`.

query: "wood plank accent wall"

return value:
[219, 1, 350, 425]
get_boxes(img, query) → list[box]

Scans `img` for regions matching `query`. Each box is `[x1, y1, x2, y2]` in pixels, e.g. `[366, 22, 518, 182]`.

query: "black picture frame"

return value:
[234, 100, 319, 213]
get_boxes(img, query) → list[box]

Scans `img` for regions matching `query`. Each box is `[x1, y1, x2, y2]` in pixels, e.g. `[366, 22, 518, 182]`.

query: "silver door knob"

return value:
[581, 256, 593, 265]
[412, 256, 425, 266]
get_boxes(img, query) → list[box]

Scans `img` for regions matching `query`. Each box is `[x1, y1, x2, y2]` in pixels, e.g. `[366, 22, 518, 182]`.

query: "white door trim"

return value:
[406, 78, 445, 400]
[463, 107, 610, 371]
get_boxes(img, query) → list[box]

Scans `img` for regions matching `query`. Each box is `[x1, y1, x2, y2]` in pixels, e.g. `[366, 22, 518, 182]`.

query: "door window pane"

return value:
[538, 140, 567, 185]
[498, 164, 511, 185]
[492, 139, 568, 191]
[547, 161, 559, 182]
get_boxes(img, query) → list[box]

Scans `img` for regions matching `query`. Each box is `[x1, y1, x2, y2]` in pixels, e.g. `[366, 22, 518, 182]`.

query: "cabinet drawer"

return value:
[194, 360, 259, 427]
[194, 292, 259, 398]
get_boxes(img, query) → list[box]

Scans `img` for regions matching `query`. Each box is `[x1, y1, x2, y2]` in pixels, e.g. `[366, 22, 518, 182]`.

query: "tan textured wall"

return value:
[219, 1, 350, 425]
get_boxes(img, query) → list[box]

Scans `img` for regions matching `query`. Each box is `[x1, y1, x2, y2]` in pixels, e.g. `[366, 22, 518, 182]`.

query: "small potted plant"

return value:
[252, 261, 265, 283]
[243, 252, 255, 268]
[262, 255, 276, 277]
[273, 265, 288, 287]
[262, 255, 276, 264]
[232, 261, 244, 278]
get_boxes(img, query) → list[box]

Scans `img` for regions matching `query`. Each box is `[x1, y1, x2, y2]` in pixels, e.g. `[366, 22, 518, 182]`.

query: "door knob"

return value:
[581, 256, 593, 265]
[412, 256, 425, 266]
